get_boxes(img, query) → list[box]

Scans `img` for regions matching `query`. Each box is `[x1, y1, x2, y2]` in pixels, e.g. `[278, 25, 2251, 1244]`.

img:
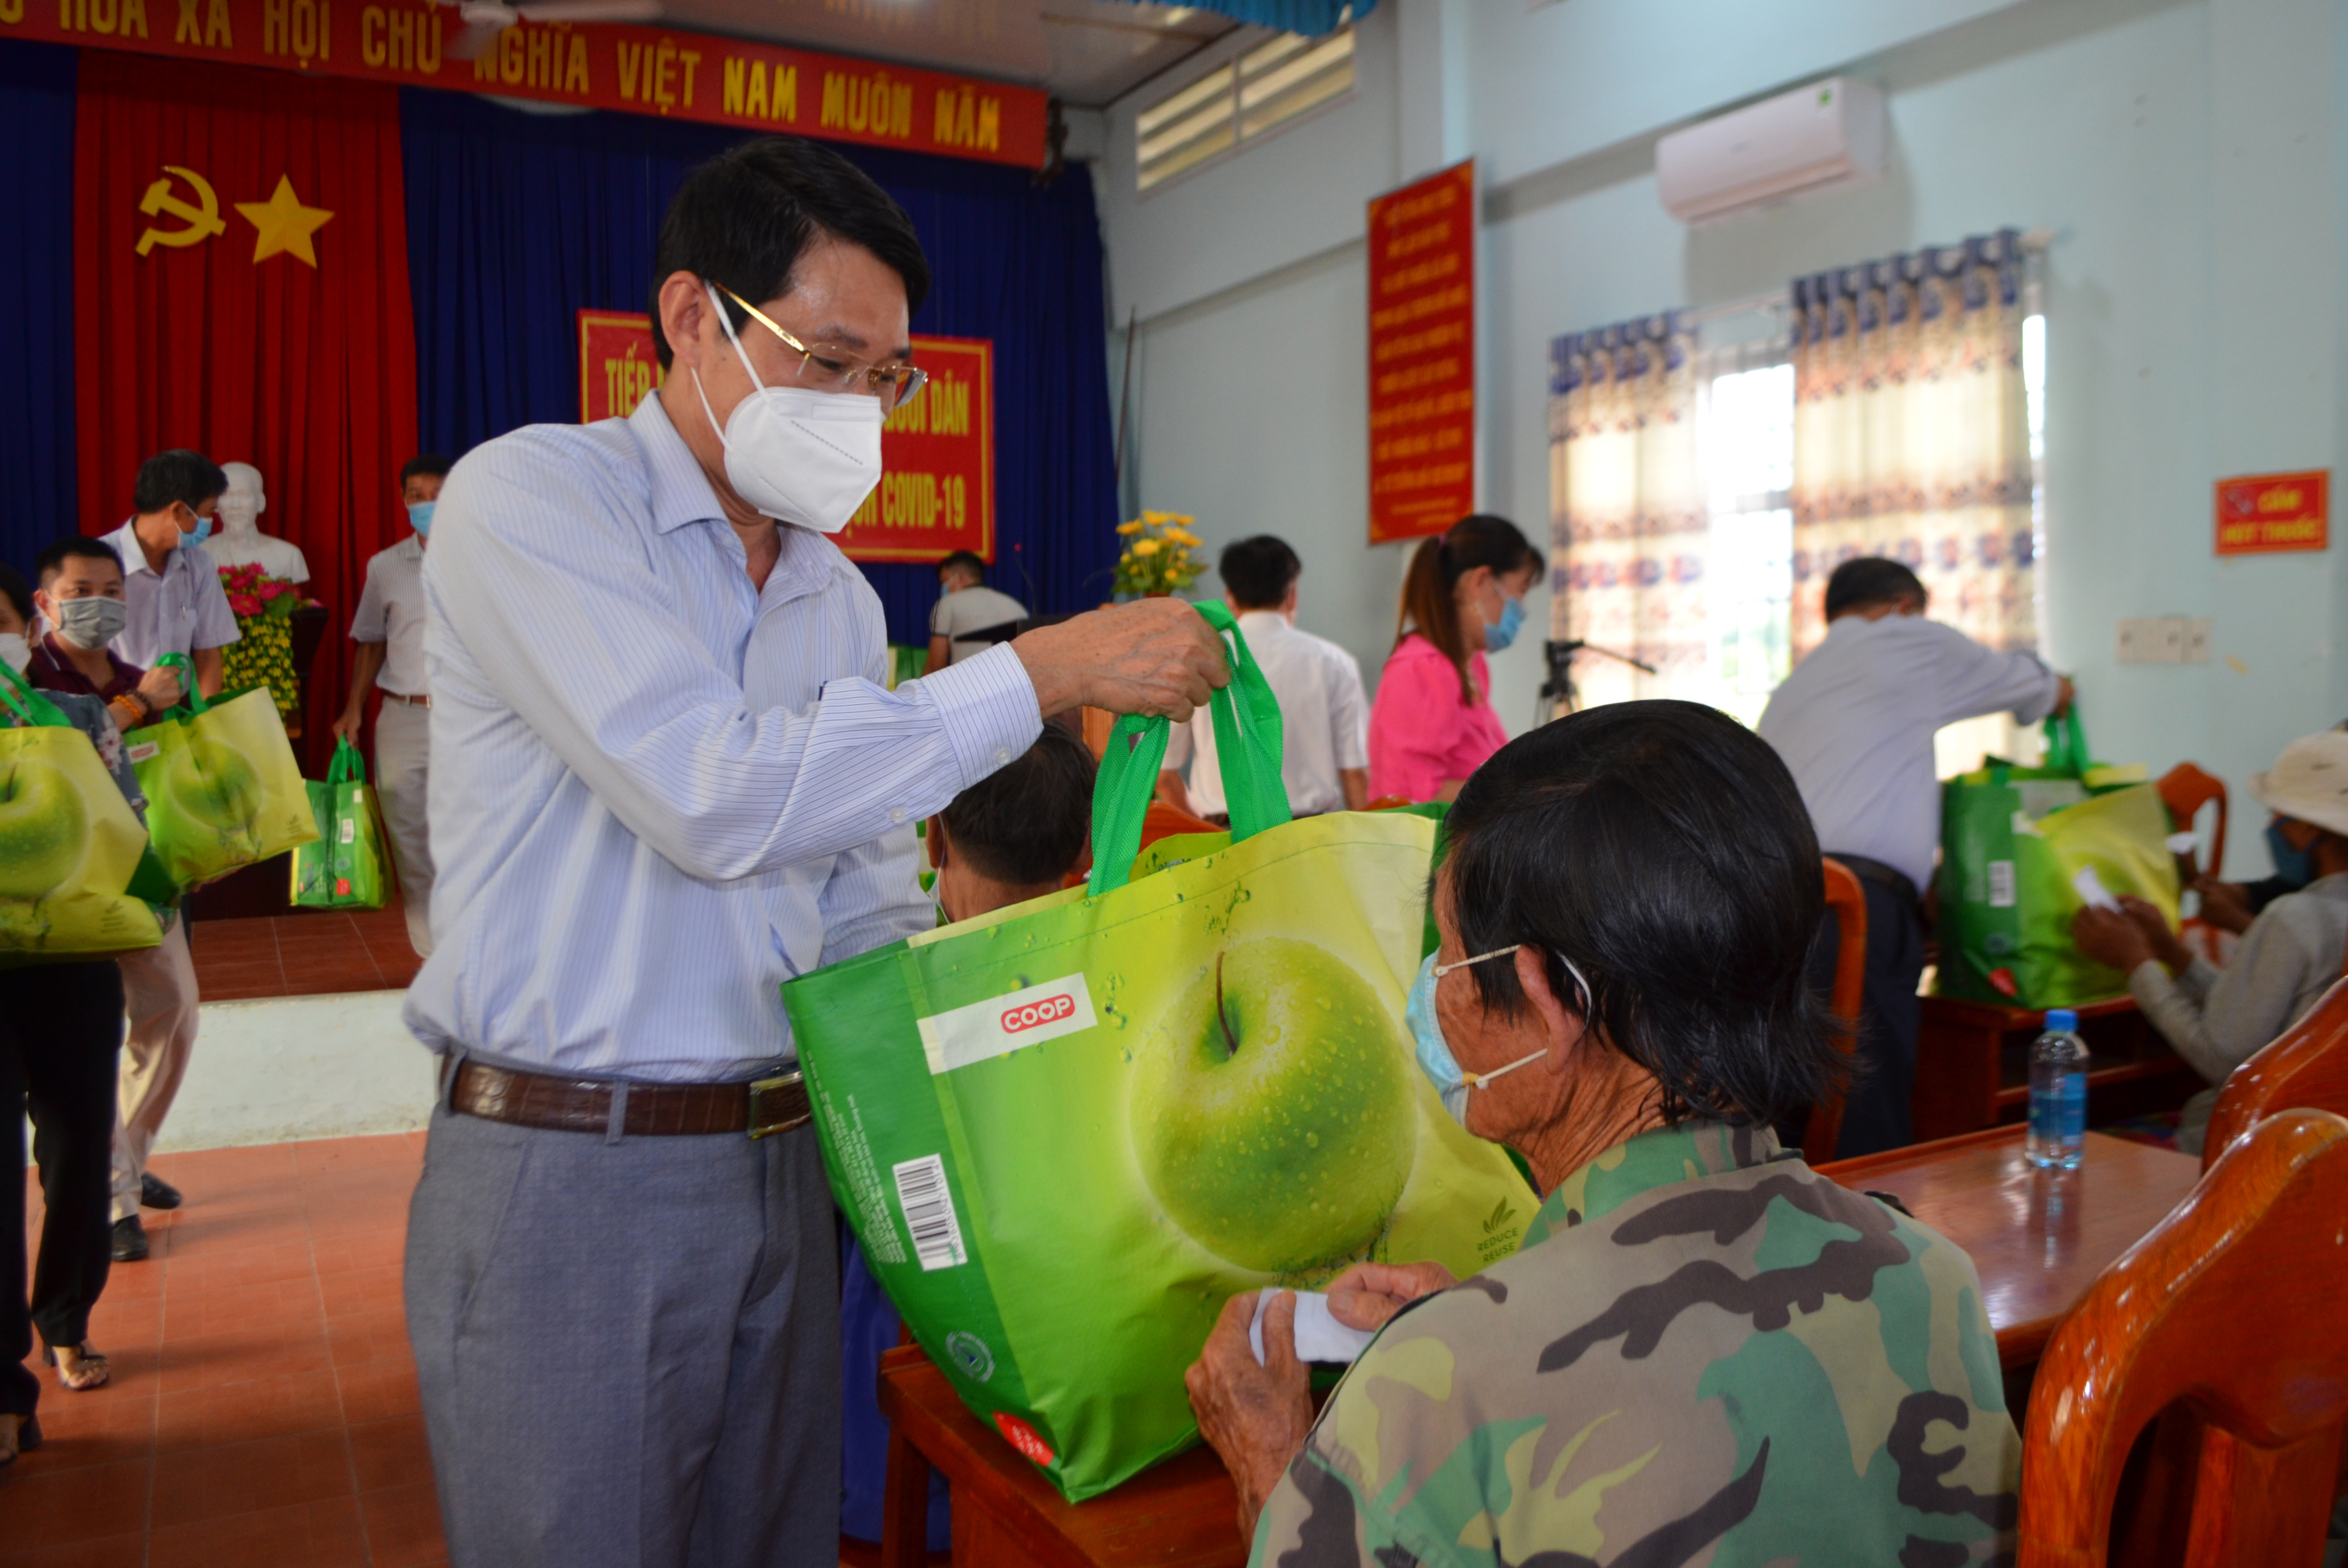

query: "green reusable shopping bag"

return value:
[0, 662, 165, 962]
[124, 653, 317, 889]
[1939, 708, 2180, 1007]
[783, 604, 1535, 1502]
[290, 739, 393, 909]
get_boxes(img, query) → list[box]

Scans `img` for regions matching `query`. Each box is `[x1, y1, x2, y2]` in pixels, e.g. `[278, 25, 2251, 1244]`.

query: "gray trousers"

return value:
[404, 1102, 841, 1568]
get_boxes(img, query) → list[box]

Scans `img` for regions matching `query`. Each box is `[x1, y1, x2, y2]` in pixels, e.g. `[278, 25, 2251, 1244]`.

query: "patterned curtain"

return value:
[1788, 230, 2036, 661]
[1547, 312, 1704, 708]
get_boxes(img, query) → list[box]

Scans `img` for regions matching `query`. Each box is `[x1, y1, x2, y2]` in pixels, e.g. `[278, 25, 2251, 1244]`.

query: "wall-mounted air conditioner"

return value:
[1656, 77, 1885, 225]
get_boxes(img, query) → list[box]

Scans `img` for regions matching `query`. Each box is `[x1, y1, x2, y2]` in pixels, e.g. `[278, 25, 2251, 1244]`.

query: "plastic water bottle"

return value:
[2026, 1008, 2089, 1169]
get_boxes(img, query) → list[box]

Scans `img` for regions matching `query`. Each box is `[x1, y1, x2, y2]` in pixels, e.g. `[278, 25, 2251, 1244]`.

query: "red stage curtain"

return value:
[74, 52, 418, 768]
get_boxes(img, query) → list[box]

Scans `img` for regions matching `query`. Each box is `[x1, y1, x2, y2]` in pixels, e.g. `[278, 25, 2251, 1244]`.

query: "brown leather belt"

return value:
[450, 1060, 810, 1139]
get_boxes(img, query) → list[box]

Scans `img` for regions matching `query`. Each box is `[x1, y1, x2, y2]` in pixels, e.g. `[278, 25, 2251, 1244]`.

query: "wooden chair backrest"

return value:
[1802, 858, 1869, 1165]
[2201, 972, 2348, 1170]
[2018, 1108, 2348, 1568]
[2156, 762, 2229, 878]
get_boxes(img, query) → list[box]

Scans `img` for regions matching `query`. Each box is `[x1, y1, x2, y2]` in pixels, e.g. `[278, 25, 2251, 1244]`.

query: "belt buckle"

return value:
[747, 1070, 808, 1140]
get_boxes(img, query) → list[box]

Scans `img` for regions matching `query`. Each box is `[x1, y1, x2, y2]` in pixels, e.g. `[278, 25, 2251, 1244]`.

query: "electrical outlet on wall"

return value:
[2117, 618, 2145, 662]
[2150, 616, 2186, 663]
[2117, 616, 2211, 663]
[2183, 617, 2212, 662]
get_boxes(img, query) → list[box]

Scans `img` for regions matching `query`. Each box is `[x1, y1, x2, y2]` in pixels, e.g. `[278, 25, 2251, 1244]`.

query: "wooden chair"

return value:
[2156, 762, 2230, 877]
[2201, 973, 2348, 1169]
[2018, 1108, 2348, 1568]
[1802, 858, 1869, 1164]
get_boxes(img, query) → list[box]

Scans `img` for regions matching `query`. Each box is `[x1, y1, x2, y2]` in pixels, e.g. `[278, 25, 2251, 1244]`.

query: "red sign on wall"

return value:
[2215, 470, 2329, 555]
[15, 1, 1047, 168]
[573, 313, 992, 564]
[1366, 160, 1476, 545]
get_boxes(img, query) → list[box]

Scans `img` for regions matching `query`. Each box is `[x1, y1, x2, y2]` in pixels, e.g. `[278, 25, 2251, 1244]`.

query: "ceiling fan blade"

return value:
[447, 15, 510, 58]
[514, 0, 660, 21]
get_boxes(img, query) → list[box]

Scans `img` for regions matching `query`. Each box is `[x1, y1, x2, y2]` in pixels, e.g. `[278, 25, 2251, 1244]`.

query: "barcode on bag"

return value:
[1988, 860, 2017, 908]
[893, 1154, 968, 1272]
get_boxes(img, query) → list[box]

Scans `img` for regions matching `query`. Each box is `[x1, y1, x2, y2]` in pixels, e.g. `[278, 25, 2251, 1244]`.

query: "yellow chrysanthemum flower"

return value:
[1132, 539, 1162, 556]
[1117, 520, 1144, 534]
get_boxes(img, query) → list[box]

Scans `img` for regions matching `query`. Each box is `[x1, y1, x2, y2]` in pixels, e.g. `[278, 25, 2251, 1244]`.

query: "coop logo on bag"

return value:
[917, 973, 1097, 1074]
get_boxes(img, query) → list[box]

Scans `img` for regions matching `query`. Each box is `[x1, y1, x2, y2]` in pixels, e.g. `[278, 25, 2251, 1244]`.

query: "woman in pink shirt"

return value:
[1369, 514, 1540, 803]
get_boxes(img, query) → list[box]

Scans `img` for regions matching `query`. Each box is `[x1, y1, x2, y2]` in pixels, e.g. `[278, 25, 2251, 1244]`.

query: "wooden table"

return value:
[878, 1127, 2204, 1567]
[1913, 992, 2201, 1142]
[1818, 1125, 2203, 1368]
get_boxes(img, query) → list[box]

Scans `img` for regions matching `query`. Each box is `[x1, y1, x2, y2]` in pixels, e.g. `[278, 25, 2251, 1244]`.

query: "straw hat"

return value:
[2250, 731, 2348, 839]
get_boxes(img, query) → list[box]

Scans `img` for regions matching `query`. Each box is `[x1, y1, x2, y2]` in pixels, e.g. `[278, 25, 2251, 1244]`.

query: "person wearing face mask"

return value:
[94, 449, 238, 701]
[330, 453, 451, 957]
[25, 536, 197, 1260]
[2074, 730, 2348, 1157]
[924, 549, 1027, 672]
[24, 538, 183, 736]
[2185, 716, 2348, 935]
[1181, 701, 2019, 1565]
[1366, 514, 1540, 805]
[400, 136, 1226, 1568]
[1, 564, 157, 1449]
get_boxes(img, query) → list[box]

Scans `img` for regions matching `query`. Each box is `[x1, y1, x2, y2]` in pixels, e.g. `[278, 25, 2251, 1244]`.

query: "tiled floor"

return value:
[6, 1134, 444, 1568]
[189, 909, 424, 1002]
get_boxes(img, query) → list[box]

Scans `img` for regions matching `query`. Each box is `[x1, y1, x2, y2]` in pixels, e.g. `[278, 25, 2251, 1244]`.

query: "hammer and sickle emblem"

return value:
[135, 165, 227, 257]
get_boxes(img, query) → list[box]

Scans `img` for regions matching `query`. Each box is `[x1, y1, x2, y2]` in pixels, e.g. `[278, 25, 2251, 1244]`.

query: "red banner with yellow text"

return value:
[1366, 159, 1475, 544]
[575, 313, 993, 564]
[2214, 470, 2329, 556]
[8, 0, 1047, 167]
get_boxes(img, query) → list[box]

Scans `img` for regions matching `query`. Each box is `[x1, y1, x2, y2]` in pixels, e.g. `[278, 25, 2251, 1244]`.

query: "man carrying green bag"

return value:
[1939, 706, 2181, 1007]
[784, 603, 1536, 1503]
[122, 651, 316, 889]
[291, 739, 394, 910]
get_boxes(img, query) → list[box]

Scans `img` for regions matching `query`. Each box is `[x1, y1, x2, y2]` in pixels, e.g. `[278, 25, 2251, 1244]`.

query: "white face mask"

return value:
[0, 633, 28, 674]
[689, 285, 884, 534]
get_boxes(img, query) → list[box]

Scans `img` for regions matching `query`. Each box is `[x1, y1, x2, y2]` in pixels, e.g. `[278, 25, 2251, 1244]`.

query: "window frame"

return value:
[1132, 21, 1359, 199]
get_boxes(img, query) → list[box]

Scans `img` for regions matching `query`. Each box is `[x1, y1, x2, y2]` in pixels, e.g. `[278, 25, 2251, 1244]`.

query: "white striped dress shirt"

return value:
[404, 394, 1042, 1082]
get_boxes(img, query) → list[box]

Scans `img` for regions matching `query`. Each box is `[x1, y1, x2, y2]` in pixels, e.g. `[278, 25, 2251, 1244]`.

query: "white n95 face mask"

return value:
[690, 285, 884, 534]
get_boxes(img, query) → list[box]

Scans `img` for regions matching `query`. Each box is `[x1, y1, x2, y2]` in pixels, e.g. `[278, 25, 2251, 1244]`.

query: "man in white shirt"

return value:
[1160, 535, 1370, 819]
[402, 136, 1224, 1568]
[1758, 557, 2071, 1156]
[95, 450, 238, 1261]
[924, 548, 1027, 670]
[332, 453, 448, 957]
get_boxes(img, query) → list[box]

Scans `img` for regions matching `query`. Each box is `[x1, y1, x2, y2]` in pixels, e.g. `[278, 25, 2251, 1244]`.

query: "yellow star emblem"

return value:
[234, 175, 334, 267]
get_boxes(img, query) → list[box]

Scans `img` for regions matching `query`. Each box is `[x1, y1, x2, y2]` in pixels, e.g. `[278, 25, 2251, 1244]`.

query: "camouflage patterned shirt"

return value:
[1249, 1122, 2020, 1567]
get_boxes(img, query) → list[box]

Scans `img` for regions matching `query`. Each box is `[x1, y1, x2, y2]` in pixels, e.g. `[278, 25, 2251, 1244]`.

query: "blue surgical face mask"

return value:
[1406, 946, 1581, 1128]
[181, 506, 212, 546]
[408, 501, 436, 538]
[1485, 594, 1526, 654]
[2267, 821, 2317, 890]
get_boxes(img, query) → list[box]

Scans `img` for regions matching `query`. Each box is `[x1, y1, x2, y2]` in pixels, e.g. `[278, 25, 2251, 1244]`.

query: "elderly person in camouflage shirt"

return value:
[1186, 700, 2020, 1567]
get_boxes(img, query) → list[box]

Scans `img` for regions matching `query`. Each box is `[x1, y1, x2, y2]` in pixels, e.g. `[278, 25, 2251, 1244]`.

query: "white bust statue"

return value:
[207, 461, 311, 585]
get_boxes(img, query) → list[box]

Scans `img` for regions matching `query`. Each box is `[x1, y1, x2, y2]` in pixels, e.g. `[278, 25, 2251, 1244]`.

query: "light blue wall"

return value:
[1100, 0, 2340, 874]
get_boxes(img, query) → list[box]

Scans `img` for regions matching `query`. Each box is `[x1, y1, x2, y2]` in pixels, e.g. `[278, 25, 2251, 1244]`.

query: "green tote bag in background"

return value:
[0, 662, 165, 962]
[291, 738, 394, 909]
[1939, 708, 2180, 1007]
[125, 653, 317, 889]
[783, 603, 1534, 1502]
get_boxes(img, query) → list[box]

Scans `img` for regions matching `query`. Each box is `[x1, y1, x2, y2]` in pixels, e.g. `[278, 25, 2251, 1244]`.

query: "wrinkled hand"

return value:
[1013, 599, 1228, 721]
[2074, 903, 2154, 973]
[2116, 894, 2190, 972]
[2051, 675, 2077, 719]
[330, 711, 363, 743]
[1185, 1290, 1312, 1543]
[1323, 1260, 1457, 1333]
[135, 663, 182, 713]
[2194, 876, 2256, 936]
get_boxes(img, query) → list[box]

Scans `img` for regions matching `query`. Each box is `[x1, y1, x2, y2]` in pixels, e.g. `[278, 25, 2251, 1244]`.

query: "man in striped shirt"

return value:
[401, 137, 1225, 1568]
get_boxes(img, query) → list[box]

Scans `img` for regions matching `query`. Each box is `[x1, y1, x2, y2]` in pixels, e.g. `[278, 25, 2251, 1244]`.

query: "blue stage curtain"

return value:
[398, 93, 1119, 641]
[0, 39, 79, 580]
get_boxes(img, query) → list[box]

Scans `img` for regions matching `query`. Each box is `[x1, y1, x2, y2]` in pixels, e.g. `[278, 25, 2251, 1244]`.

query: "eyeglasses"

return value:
[713, 282, 928, 408]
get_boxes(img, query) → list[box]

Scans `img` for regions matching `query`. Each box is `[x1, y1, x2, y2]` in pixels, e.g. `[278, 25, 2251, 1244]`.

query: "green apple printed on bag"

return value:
[784, 604, 1533, 1502]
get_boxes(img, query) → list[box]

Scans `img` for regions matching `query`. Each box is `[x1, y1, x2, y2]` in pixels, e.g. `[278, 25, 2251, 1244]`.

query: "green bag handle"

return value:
[1087, 601, 1294, 896]
[149, 652, 211, 718]
[328, 737, 367, 786]
[2042, 705, 2092, 777]
[0, 658, 73, 729]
